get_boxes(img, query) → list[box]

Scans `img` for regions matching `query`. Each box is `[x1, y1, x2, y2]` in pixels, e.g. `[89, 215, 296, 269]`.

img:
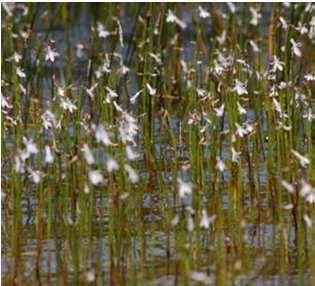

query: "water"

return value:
[2, 3, 314, 286]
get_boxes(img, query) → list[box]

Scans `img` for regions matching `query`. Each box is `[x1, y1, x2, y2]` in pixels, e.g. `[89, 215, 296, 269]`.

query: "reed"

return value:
[1, 3, 314, 285]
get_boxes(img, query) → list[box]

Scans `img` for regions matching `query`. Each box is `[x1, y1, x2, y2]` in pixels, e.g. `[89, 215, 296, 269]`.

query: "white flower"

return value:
[278, 81, 289, 90]
[76, 43, 84, 58]
[42, 109, 58, 130]
[188, 112, 200, 125]
[19, 84, 26, 95]
[84, 184, 90, 194]
[28, 168, 42, 184]
[305, 3, 312, 12]
[82, 144, 95, 165]
[216, 157, 225, 172]
[58, 86, 65, 97]
[95, 58, 111, 78]
[187, 216, 194, 232]
[231, 147, 241, 163]
[1, 95, 12, 110]
[16, 67, 26, 78]
[191, 271, 214, 284]
[306, 191, 315, 204]
[126, 145, 139, 161]
[114, 17, 124, 47]
[20, 149, 30, 161]
[271, 56, 284, 72]
[281, 180, 295, 193]
[217, 53, 234, 70]
[272, 98, 282, 115]
[166, 9, 187, 29]
[105, 86, 119, 100]
[233, 80, 248, 95]
[45, 45, 59, 62]
[15, 155, 25, 173]
[44, 146, 54, 164]
[171, 214, 180, 226]
[88, 170, 104, 185]
[124, 164, 139, 183]
[85, 269, 95, 283]
[249, 7, 261, 26]
[200, 209, 210, 229]
[214, 104, 224, 117]
[2, 3, 14, 16]
[106, 157, 119, 172]
[85, 83, 98, 98]
[304, 74, 315, 81]
[291, 150, 310, 168]
[245, 122, 254, 133]
[97, 22, 110, 38]
[283, 204, 293, 210]
[227, 2, 236, 13]
[186, 206, 195, 215]
[113, 101, 123, 113]
[118, 112, 138, 144]
[300, 180, 315, 203]
[198, 6, 210, 19]
[149, 53, 162, 64]
[217, 31, 226, 45]
[60, 97, 77, 113]
[7, 52, 22, 63]
[237, 101, 247, 115]
[290, 39, 302, 57]
[249, 40, 260, 53]
[235, 123, 247, 137]
[23, 137, 38, 156]
[281, 123, 292, 132]
[120, 65, 129, 75]
[177, 178, 192, 198]
[303, 108, 315, 122]
[20, 30, 29, 40]
[130, 89, 143, 104]
[105, 87, 119, 103]
[296, 23, 308, 35]
[95, 124, 113, 146]
[279, 17, 288, 30]
[146, 83, 156, 96]
[301, 180, 311, 195]
[303, 214, 312, 228]
[196, 88, 208, 98]
[309, 16, 315, 42]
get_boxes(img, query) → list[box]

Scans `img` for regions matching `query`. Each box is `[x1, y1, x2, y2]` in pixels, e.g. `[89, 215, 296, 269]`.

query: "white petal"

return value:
[88, 170, 103, 185]
[124, 164, 139, 183]
[44, 146, 54, 164]
[106, 157, 119, 172]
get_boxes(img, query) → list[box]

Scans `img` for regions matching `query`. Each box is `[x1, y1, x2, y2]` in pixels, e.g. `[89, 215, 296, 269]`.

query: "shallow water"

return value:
[2, 3, 314, 286]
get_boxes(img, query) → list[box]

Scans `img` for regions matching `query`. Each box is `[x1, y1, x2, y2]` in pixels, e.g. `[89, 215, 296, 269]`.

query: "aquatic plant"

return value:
[1, 3, 314, 285]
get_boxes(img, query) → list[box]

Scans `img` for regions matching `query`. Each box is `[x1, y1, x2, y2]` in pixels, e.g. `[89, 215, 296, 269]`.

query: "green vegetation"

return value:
[1, 3, 314, 285]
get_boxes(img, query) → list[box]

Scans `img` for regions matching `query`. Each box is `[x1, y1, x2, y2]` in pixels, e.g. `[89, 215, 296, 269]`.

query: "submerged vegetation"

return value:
[1, 2, 315, 285]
